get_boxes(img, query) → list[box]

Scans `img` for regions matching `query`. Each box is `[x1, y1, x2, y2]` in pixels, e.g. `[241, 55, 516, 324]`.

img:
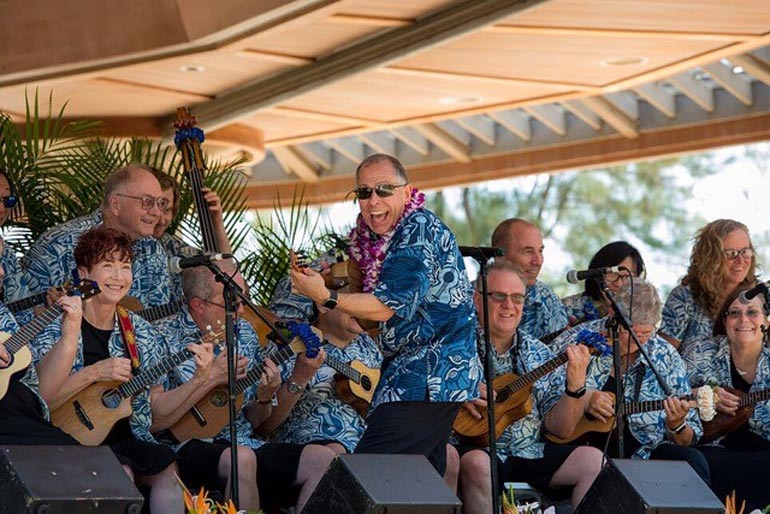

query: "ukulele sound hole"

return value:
[360, 376, 372, 391]
[101, 389, 123, 409]
[496, 390, 510, 403]
[212, 390, 227, 407]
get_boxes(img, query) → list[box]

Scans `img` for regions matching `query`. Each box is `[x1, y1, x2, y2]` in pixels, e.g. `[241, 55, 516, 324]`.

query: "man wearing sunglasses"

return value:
[291, 153, 481, 477]
[21, 165, 172, 319]
[0, 168, 28, 305]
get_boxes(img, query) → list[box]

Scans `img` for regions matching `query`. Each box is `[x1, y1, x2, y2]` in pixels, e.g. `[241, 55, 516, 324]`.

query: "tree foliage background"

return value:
[425, 153, 734, 297]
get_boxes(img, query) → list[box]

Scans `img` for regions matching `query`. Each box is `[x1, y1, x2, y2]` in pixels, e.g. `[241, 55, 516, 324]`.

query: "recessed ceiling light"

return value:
[438, 95, 484, 105]
[180, 65, 205, 73]
[599, 56, 649, 67]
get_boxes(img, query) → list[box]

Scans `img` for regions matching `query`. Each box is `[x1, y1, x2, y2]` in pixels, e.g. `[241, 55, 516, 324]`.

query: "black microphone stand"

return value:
[206, 263, 244, 506]
[477, 257, 501, 514]
[602, 283, 672, 458]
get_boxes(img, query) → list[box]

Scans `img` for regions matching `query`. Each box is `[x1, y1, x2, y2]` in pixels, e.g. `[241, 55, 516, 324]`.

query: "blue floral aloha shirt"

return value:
[659, 284, 716, 376]
[521, 280, 569, 341]
[561, 293, 604, 326]
[483, 331, 566, 460]
[558, 318, 703, 459]
[21, 210, 171, 309]
[1, 239, 28, 304]
[370, 208, 481, 410]
[158, 233, 199, 302]
[688, 335, 770, 443]
[0, 302, 50, 419]
[29, 312, 166, 443]
[153, 307, 266, 449]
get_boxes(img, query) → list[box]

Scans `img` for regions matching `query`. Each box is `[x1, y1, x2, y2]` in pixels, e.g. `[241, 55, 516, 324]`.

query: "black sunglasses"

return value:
[1, 195, 17, 209]
[352, 183, 408, 200]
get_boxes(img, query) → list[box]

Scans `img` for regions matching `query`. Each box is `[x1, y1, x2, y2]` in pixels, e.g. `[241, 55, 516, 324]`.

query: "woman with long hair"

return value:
[659, 219, 757, 374]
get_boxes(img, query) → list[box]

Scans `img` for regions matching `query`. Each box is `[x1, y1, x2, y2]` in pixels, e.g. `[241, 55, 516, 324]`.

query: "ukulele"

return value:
[168, 321, 322, 442]
[0, 280, 101, 400]
[700, 386, 770, 444]
[545, 391, 697, 444]
[453, 334, 612, 446]
[51, 328, 224, 446]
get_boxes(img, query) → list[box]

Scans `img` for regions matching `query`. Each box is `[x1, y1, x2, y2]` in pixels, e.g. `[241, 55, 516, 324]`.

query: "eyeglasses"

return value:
[486, 292, 526, 305]
[114, 193, 170, 211]
[723, 247, 754, 260]
[725, 308, 763, 320]
[0, 195, 17, 209]
[604, 270, 632, 284]
[352, 183, 408, 200]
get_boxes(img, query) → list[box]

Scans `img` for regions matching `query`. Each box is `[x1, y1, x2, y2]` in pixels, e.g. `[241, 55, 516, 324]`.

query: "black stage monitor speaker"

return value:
[0, 445, 144, 514]
[301, 454, 462, 514]
[575, 458, 724, 514]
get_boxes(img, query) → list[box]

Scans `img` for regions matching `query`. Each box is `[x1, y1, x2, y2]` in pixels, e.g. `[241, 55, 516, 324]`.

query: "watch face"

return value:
[288, 381, 302, 394]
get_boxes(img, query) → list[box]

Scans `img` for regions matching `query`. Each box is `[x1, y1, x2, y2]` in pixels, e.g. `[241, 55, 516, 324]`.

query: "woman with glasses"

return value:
[659, 219, 758, 375]
[0, 168, 28, 304]
[689, 286, 770, 510]
[562, 241, 646, 326]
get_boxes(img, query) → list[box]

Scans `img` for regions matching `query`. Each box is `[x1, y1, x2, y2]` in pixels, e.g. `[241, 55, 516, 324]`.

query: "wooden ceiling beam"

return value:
[295, 142, 332, 170]
[487, 110, 531, 141]
[329, 14, 760, 42]
[326, 137, 365, 164]
[455, 115, 496, 146]
[523, 104, 566, 136]
[486, 25, 760, 42]
[271, 146, 320, 182]
[579, 97, 638, 138]
[413, 123, 471, 163]
[561, 100, 602, 130]
[703, 62, 753, 106]
[730, 53, 770, 85]
[358, 132, 396, 155]
[243, 111, 770, 209]
[384, 66, 598, 91]
[169, 0, 551, 135]
[633, 83, 676, 118]
[268, 106, 379, 126]
[667, 72, 714, 112]
[389, 127, 430, 156]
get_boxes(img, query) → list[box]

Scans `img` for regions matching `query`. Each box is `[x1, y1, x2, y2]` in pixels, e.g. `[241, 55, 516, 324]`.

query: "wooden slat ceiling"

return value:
[2, 0, 770, 207]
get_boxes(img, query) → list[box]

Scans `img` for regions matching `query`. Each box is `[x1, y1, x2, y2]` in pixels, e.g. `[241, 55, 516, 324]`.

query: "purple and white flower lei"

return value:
[347, 188, 425, 292]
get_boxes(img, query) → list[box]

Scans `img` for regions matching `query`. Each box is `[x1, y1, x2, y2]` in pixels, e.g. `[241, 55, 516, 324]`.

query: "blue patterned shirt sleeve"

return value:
[520, 280, 569, 340]
[267, 333, 383, 452]
[21, 210, 171, 309]
[371, 209, 481, 409]
[30, 312, 165, 443]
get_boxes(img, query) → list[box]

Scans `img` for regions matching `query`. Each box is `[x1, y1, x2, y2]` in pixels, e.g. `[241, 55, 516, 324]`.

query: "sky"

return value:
[260, 141, 770, 298]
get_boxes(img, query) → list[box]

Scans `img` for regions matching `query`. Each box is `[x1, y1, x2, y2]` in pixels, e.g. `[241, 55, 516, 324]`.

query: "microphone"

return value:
[168, 253, 234, 274]
[458, 246, 505, 262]
[739, 281, 770, 305]
[565, 266, 625, 284]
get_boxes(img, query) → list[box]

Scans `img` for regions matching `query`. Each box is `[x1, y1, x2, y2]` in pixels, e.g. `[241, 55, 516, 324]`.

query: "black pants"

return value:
[650, 443, 710, 486]
[355, 401, 460, 475]
[697, 444, 770, 510]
